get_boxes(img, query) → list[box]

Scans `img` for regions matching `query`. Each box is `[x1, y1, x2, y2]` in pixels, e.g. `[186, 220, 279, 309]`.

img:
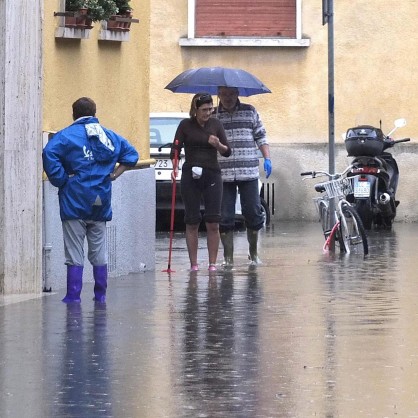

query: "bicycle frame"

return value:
[301, 168, 369, 255]
[323, 218, 340, 252]
[321, 197, 353, 252]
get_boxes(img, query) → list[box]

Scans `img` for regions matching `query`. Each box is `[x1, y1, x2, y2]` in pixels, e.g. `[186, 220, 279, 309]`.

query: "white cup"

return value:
[192, 166, 203, 179]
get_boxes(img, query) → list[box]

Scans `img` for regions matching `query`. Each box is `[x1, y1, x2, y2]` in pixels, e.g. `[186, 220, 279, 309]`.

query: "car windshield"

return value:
[150, 117, 185, 147]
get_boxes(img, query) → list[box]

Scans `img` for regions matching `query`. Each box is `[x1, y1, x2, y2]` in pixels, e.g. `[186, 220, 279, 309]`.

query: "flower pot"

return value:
[122, 10, 132, 32]
[76, 7, 88, 28]
[107, 15, 123, 31]
[85, 18, 93, 29]
[65, 15, 77, 28]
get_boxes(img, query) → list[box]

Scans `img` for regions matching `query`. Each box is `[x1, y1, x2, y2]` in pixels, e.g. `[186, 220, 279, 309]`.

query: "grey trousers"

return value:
[62, 219, 107, 266]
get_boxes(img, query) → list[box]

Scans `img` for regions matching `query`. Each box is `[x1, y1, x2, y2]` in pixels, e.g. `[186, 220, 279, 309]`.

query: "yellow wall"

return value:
[43, 0, 150, 159]
[150, 0, 418, 144]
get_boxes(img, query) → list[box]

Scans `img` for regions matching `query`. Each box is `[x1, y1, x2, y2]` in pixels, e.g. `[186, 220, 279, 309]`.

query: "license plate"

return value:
[153, 158, 172, 169]
[354, 180, 371, 198]
[152, 159, 183, 169]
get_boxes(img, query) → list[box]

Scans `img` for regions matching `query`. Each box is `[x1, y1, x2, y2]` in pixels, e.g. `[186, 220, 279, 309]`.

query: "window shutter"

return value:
[195, 0, 296, 37]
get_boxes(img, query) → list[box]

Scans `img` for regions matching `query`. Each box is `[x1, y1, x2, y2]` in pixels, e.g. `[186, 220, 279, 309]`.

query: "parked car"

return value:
[150, 112, 270, 230]
[150, 112, 187, 216]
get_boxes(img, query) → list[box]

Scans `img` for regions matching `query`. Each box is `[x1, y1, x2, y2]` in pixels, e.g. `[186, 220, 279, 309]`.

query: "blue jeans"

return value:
[220, 179, 264, 233]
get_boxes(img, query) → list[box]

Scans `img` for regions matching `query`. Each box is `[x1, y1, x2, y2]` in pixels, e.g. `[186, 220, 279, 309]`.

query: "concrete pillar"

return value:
[0, 1, 43, 294]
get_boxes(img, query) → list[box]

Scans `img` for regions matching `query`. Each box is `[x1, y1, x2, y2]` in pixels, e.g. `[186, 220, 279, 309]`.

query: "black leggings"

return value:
[181, 167, 223, 224]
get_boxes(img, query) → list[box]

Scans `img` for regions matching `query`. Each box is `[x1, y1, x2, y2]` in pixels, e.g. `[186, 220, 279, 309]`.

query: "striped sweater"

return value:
[215, 100, 268, 182]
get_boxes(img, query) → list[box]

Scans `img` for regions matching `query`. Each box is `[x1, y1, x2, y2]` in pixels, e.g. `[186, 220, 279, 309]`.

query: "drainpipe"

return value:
[42, 179, 52, 293]
[42, 132, 55, 292]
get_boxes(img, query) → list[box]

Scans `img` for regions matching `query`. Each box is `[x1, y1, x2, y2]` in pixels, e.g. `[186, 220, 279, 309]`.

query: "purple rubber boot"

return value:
[62, 265, 83, 303]
[93, 265, 108, 303]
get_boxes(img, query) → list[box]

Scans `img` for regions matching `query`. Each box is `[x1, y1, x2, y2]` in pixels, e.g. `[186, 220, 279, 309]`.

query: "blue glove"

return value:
[264, 158, 272, 178]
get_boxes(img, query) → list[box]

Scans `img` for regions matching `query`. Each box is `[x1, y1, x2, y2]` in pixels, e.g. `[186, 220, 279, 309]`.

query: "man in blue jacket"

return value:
[43, 97, 139, 303]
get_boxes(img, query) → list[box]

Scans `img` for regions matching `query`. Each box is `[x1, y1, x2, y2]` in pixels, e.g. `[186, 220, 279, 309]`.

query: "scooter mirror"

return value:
[387, 118, 407, 137]
[394, 118, 407, 128]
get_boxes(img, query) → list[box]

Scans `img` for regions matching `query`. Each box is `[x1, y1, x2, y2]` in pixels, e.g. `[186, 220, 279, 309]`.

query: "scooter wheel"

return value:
[356, 200, 373, 230]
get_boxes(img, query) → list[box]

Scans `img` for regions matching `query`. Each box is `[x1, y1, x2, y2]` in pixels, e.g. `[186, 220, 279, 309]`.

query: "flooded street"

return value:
[1, 222, 418, 417]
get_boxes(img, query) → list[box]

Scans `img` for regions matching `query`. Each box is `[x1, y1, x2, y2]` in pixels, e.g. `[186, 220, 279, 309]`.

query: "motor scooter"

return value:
[344, 118, 410, 230]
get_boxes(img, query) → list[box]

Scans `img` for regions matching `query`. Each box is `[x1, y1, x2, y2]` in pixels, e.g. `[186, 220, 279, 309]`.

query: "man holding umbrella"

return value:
[165, 66, 272, 266]
[215, 87, 272, 266]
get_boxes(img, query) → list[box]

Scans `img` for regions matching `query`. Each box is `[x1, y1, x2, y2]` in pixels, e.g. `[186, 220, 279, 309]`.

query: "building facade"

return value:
[150, 0, 418, 222]
[1, 0, 153, 295]
[2, 0, 418, 295]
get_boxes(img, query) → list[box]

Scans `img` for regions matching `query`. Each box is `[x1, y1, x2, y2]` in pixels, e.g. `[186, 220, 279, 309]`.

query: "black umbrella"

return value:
[165, 66, 271, 97]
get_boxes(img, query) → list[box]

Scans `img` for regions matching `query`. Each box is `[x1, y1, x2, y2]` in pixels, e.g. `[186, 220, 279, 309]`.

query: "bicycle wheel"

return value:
[338, 204, 369, 255]
[318, 200, 330, 235]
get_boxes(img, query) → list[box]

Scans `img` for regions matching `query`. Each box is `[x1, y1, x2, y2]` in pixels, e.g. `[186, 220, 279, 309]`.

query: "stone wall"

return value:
[0, 0, 43, 294]
[265, 143, 417, 224]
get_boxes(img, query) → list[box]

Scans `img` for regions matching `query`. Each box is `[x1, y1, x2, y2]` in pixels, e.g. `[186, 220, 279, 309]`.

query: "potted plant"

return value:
[106, 0, 124, 31]
[65, 0, 81, 10]
[114, 0, 133, 30]
[83, 0, 118, 22]
[64, 0, 82, 27]
[115, 0, 132, 15]
[63, 0, 92, 28]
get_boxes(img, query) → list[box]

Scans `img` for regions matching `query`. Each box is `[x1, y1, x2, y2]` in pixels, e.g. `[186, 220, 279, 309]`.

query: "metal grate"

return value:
[262, 181, 275, 216]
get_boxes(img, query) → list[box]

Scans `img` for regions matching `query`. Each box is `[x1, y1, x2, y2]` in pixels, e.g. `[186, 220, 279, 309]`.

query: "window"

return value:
[180, 0, 310, 47]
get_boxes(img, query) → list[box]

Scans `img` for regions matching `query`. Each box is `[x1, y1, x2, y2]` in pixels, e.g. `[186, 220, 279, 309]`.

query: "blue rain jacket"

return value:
[43, 117, 139, 221]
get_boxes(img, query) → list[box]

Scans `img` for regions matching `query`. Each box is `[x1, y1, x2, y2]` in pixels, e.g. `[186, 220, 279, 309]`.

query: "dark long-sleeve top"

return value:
[170, 117, 231, 172]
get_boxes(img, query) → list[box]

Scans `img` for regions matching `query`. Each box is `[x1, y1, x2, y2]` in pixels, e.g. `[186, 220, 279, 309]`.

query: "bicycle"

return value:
[301, 167, 369, 255]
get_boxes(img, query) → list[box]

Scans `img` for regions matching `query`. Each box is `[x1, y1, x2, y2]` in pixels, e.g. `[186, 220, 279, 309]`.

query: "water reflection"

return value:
[319, 228, 399, 334]
[318, 229, 400, 416]
[180, 270, 261, 417]
[56, 303, 112, 417]
[5, 223, 418, 417]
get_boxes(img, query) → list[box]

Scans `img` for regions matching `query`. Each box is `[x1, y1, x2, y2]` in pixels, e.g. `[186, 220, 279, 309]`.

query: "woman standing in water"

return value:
[171, 93, 231, 272]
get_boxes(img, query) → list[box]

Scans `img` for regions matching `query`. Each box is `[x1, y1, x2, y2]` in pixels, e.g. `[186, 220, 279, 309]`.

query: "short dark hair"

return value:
[218, 86, 239, 95]
[72, 97, 96, 120]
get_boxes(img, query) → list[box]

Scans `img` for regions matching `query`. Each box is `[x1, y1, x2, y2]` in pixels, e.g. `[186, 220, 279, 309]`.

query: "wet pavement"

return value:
[1, 221, 418, 417]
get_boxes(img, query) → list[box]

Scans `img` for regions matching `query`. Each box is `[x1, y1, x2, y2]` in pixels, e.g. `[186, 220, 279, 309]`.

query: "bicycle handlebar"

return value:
[300, 164, 353, 180]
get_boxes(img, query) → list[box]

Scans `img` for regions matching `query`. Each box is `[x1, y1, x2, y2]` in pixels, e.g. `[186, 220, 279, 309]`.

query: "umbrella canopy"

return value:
[165, 66, 271, 97]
